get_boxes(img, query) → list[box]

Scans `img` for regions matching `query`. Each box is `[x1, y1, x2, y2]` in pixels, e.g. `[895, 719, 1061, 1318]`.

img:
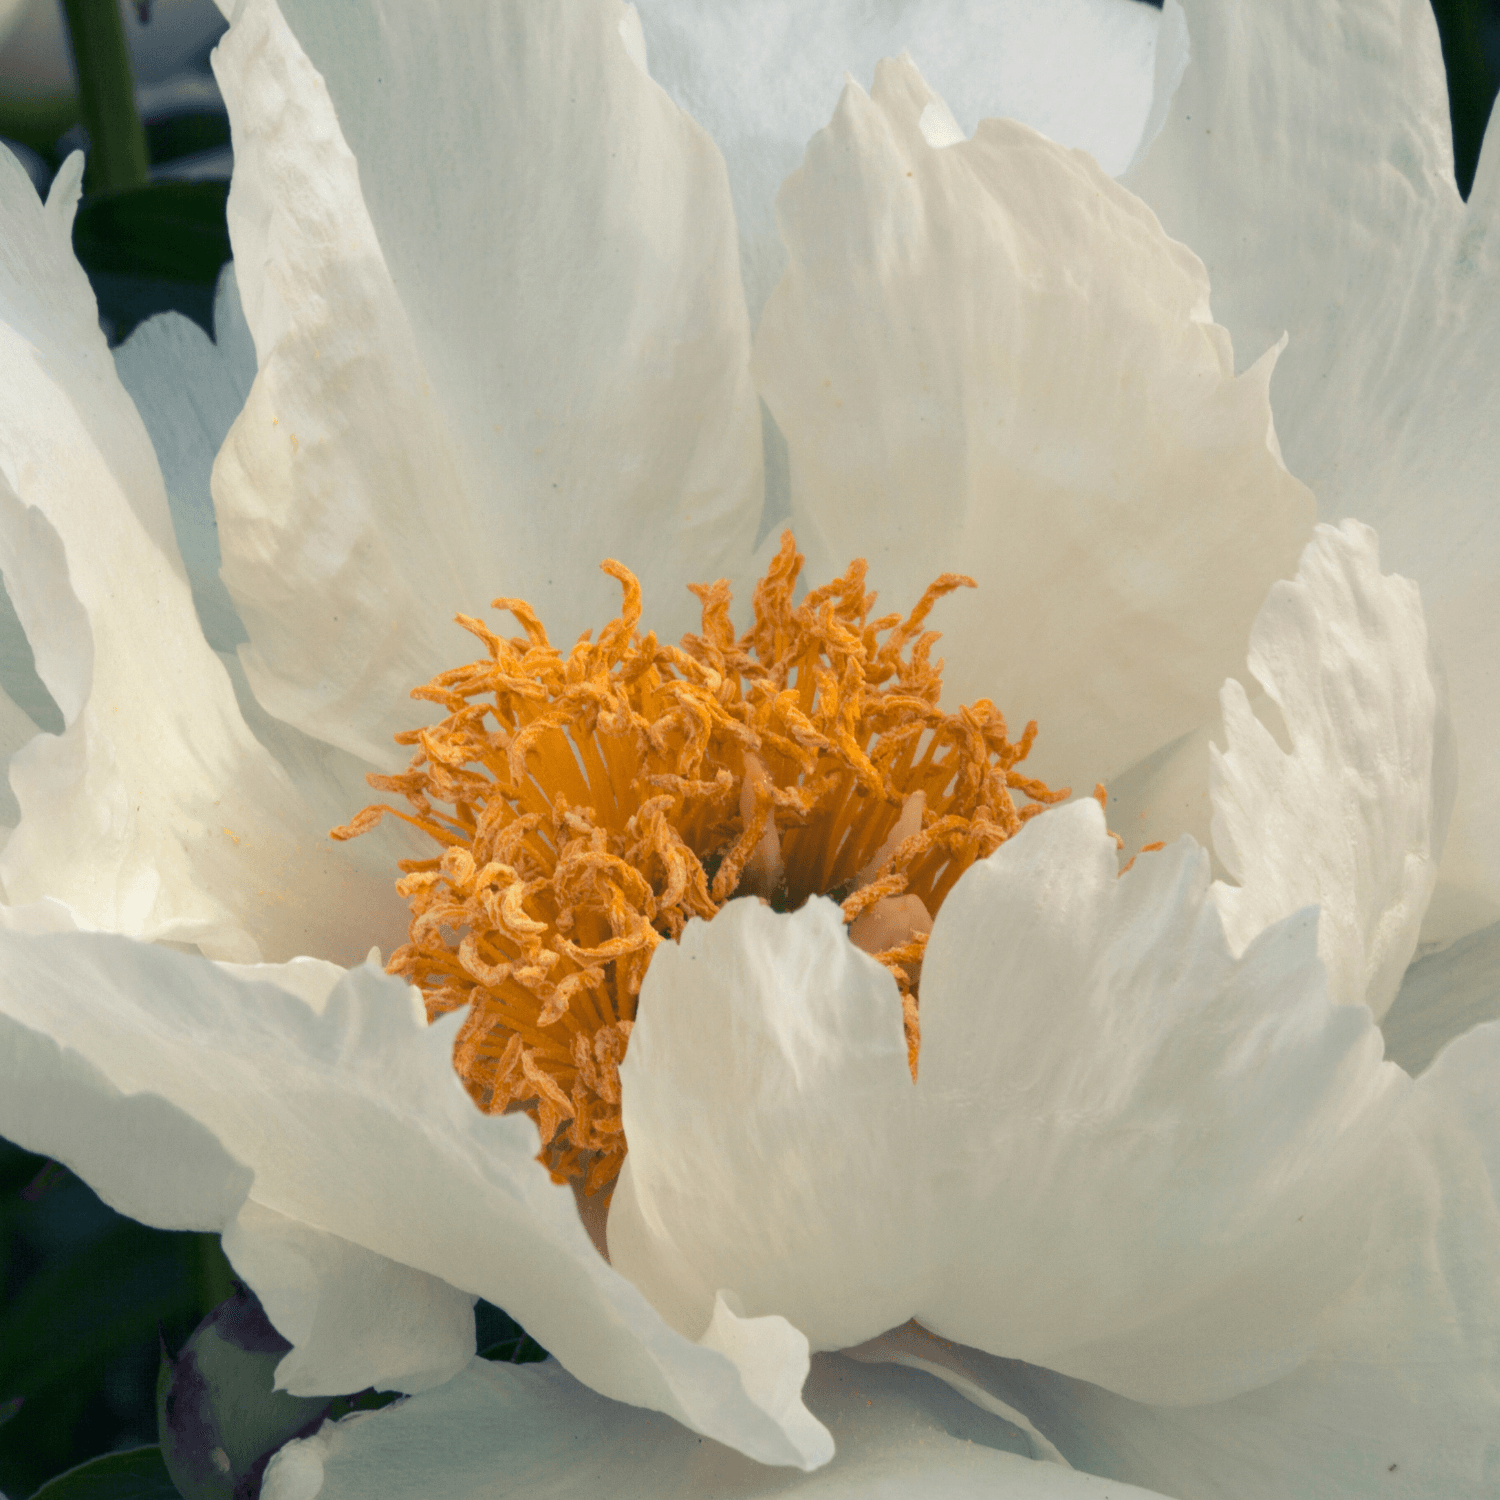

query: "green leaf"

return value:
[29, 1444, 180, 1500]
[71, 182, 231, 286]
[0, 1220, 204, 1401]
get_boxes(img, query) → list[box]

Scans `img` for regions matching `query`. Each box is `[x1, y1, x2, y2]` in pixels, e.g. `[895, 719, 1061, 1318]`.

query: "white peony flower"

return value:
[0, 1, 1496, 1497]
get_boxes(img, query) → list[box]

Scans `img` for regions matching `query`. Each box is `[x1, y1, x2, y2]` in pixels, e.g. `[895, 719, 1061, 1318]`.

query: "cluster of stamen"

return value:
[333, 534, 1066, 1196]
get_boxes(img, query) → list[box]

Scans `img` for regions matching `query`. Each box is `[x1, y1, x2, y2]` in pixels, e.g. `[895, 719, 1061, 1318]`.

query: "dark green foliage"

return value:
[29, 1445, 178, 1500]
[71, 182, 231, 286]
[0, 1140, 234, 1499]
[1431, 0, 1499, 197]
[70, 181, 232, 343]
[60, 0, 149, 194]
[0, 1138, 549, 1499]
[474, 1303, 549, 1366]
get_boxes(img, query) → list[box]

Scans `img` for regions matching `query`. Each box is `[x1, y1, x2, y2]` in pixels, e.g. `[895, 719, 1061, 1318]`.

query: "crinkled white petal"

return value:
[0, 149, 388, 964]
[632, 0, 1161, 326]
[112, 266, 255, 654]
[921, 806, 1405, 1405]
[264, 1353, 1177, 1500]
[613, 800, 1408, 1408]
[610, 896, 921, 1346]
[0, 896, 255, 1227]
[752, 54, 1313, 797]
[1380, 917, 1500, 1078]
[928, 1018, 1500, 1500]
[211, 0, 763, 768]
[0, 927, 829, 1467]
[1126, 0, 1500, 948]
[615, 524, 1439, 1401]
[1210, 521, 1452, 1021]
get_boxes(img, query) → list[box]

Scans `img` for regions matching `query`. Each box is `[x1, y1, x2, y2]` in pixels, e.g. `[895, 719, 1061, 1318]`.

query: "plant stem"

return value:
[60, 0, 148, 194]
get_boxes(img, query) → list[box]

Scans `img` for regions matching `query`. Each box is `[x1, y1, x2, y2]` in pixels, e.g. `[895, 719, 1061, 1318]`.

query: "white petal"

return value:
[613, 800, 1407, 1406]
[0, 906, 255, 1229]
[210, 645, 422, 960]
[212, 0, 762, 767]
[0, 928, 829, 1466]
[609, 896, 921, 1347]
[1092, 714, 1217, 874]
[632, 0, 1161, 325]
[222, 1199, 476, 1397]
[0, 679, 37, 835]
[917, 802, 1405, 1404]
[1380, 917, 1500, 1078]
[0, 532, 56, 723]
[752, 55, 1313, 798]
[0, 148, 386, 964]
[1125, 0, 1500, 946]
[264, 1353, 1177, 1500]
[933, 1019, 1500, 1500]
[1210, 522, 1451, 1021]
[112, 267, 255, 654]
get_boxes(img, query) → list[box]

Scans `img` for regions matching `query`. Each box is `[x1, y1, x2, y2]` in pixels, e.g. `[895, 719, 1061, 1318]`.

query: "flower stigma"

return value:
[332, 534, 1067, 1198]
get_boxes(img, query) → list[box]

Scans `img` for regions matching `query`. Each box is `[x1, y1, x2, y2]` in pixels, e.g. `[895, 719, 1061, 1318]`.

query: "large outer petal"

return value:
[632, 0, 1161, 326]
[112, 271, 420, 954]
[937, 1019, 1500, 1500]
[264, 1353, 1176, 1500]
[612, 803, 1407, 1407]
[1125, 0, 1500, 947]
[221, 1199, 478, 1399]
[752, 55, 1313, 797]
[211, 0, 763, 767]
[0, 927, 829, 1468]
[0, 150, 390, 964]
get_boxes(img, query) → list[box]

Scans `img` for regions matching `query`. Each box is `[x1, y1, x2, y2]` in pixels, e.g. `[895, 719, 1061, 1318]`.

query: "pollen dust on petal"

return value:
[331, 533, 1068, 1197]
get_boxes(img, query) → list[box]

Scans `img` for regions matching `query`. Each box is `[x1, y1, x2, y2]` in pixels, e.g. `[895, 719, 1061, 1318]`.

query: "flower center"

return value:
[333, 534, 1066, 1196]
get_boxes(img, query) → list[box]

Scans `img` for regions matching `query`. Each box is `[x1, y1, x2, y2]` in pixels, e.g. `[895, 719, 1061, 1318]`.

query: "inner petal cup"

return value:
[613, 803, 1407, 1405]
[336, 534, 1064, 1196]
[611, 525, 1439, 1408]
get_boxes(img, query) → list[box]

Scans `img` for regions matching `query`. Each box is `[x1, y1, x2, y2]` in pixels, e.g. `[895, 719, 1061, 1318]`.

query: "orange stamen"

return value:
[333, 534, 1068, 1192]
